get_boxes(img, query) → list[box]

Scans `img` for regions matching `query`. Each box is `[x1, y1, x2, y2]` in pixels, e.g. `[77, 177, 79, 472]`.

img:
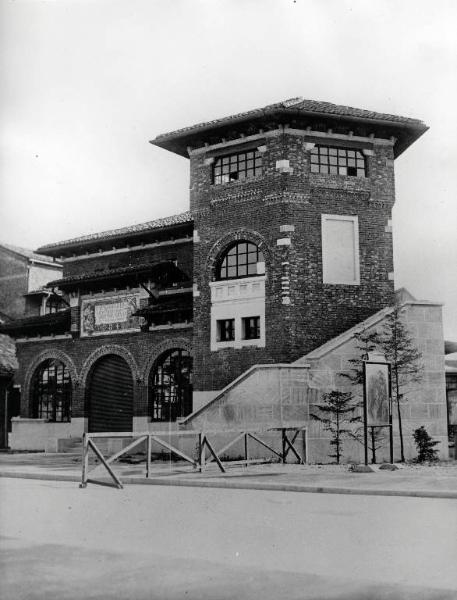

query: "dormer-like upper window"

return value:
[44, 295, 66, 314]
[310, 145, 367, 178]
[217, 241, 264, 280]
[213, 149, 262, 185]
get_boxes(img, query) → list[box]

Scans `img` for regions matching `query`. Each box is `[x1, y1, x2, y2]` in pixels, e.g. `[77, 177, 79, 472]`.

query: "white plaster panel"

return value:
[9, 418, 71, 451]
[210, 276, 265, 351]
[322, 214, 360, 285]
[28, 265, 62, 292]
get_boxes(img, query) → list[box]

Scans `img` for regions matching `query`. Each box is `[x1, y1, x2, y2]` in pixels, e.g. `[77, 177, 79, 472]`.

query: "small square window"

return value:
[242, 316, 260, 340]
[217, 319, 235, 342]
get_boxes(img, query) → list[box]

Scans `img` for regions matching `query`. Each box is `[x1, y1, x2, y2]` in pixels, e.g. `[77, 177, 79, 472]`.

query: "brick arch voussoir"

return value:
[79, 345, 141, 389]
[141, 337, 192, 383]
[206, 229, 271, 282]
[24, 349, 78, 411]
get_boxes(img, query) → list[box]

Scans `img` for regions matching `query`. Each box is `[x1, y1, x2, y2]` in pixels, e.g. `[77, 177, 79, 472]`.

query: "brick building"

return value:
[0, 243, 63, 320]
[1, 98, 449, 461]
[0, 243, 63, 447]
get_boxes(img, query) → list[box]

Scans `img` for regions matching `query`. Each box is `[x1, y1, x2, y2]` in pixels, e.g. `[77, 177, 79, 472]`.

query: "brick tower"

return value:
[151, 98, 427, 405]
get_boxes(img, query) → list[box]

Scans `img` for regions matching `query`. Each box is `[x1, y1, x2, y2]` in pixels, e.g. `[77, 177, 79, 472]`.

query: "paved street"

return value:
[1, 478, 456, 599]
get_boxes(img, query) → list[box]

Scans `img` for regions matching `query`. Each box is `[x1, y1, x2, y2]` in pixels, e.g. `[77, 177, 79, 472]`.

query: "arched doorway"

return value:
[149, 349, 192, 422]
[87, 354, 133, 432]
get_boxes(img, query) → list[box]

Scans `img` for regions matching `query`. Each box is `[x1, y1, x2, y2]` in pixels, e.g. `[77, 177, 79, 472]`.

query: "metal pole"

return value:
[303, 428, 308, 465]
[199, 433, 205, 472]
[370, 427, 376, 464]
[146, 434, 151, 478]
[389, 402, 394, 464]
[80, 433, 89, 488]
[388, 362, 394, 464]
[363, 362, 368, 466]
[4, 388, 9, 449]
[244, 433, 248, 468]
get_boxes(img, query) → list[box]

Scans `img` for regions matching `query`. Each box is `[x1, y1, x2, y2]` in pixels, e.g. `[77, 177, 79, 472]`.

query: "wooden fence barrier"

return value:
[80, 427, 307, 489]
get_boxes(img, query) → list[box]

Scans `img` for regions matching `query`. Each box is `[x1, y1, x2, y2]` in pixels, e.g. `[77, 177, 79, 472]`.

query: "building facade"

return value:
[1, 98, 449, 461]
[0, 243, 63, 319]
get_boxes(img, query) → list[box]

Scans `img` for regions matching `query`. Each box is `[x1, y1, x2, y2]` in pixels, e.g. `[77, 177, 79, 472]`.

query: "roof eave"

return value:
[36, 218, 194, 257]
[151, 107, 428, 158]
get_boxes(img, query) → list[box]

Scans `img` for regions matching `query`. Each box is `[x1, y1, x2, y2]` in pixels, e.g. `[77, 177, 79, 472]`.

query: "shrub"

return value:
[413, 426, 440, 462]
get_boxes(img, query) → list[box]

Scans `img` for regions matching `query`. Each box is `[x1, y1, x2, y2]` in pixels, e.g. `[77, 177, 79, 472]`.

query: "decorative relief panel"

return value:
[80, 293, 141, 336]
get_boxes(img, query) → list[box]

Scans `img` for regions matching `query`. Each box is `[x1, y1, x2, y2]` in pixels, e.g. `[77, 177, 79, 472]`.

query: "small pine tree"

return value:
[413, 426, 440, 462]
[311, 390, 362, 464]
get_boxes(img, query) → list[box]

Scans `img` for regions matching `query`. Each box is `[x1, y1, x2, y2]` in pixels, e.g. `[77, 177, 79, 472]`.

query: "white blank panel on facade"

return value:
[322, 215, 360, 285]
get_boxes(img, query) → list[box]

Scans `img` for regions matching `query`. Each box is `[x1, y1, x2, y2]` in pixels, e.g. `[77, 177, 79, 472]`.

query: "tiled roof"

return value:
[0, 243, 61, 266]
[37, 212, 193, 254]
[152, 97, 427, 144]
[0, 310, 71, 338]
[47, 260, 190, 289]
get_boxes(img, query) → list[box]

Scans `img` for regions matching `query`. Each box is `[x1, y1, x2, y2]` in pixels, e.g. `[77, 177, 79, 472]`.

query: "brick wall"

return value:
[191, 131, 396, 392]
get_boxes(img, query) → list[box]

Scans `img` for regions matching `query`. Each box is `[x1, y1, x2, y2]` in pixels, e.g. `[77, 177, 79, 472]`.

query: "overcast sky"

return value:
[1, 0, 456, 339]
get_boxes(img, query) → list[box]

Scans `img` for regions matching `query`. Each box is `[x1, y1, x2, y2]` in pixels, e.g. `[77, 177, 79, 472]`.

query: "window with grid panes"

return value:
[32, 359, 72, 422]
[217, 319, 235, 342]
[213, 149, 262, 185]
[217, 241, 264, 280]
[149, 349, 192, 422]
[310, 146, 366, 177]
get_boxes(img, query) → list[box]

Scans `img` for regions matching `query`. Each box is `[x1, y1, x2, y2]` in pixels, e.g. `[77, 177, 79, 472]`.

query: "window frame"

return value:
[310, 145, 367, 178]
[45, 296, 65, 314]
[242, 316, 261, 340]
[321, 214, 360, 285]
[217, 241, 264, 281]
[32, 359, 72, 422]
[213, 149, 263, 185]
[149, 348, 192, 423]
[217, 319, 235, 342]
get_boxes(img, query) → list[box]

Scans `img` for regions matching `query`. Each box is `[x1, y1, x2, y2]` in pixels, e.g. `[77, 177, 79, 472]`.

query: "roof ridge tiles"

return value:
[152, 97, 426, 143]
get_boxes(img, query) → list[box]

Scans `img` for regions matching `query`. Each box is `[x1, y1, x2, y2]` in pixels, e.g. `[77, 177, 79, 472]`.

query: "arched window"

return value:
[44, 296, 66, 314]
[216, 241, 264, 280]
[149, 349, 192, 422]
[32, 359, 72, 422]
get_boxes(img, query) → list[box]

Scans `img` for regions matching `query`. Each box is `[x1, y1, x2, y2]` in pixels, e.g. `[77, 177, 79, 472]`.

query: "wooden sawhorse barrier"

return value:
[80, 427, 307, 489]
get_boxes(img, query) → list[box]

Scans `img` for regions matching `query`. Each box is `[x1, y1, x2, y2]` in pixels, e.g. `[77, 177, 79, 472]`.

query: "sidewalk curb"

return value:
[1, 470, 456, 499]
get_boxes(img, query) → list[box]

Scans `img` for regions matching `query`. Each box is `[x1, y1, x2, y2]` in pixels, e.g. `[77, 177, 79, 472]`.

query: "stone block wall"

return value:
[184, 364, 311, 431]
[299, 302, 448, 463]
